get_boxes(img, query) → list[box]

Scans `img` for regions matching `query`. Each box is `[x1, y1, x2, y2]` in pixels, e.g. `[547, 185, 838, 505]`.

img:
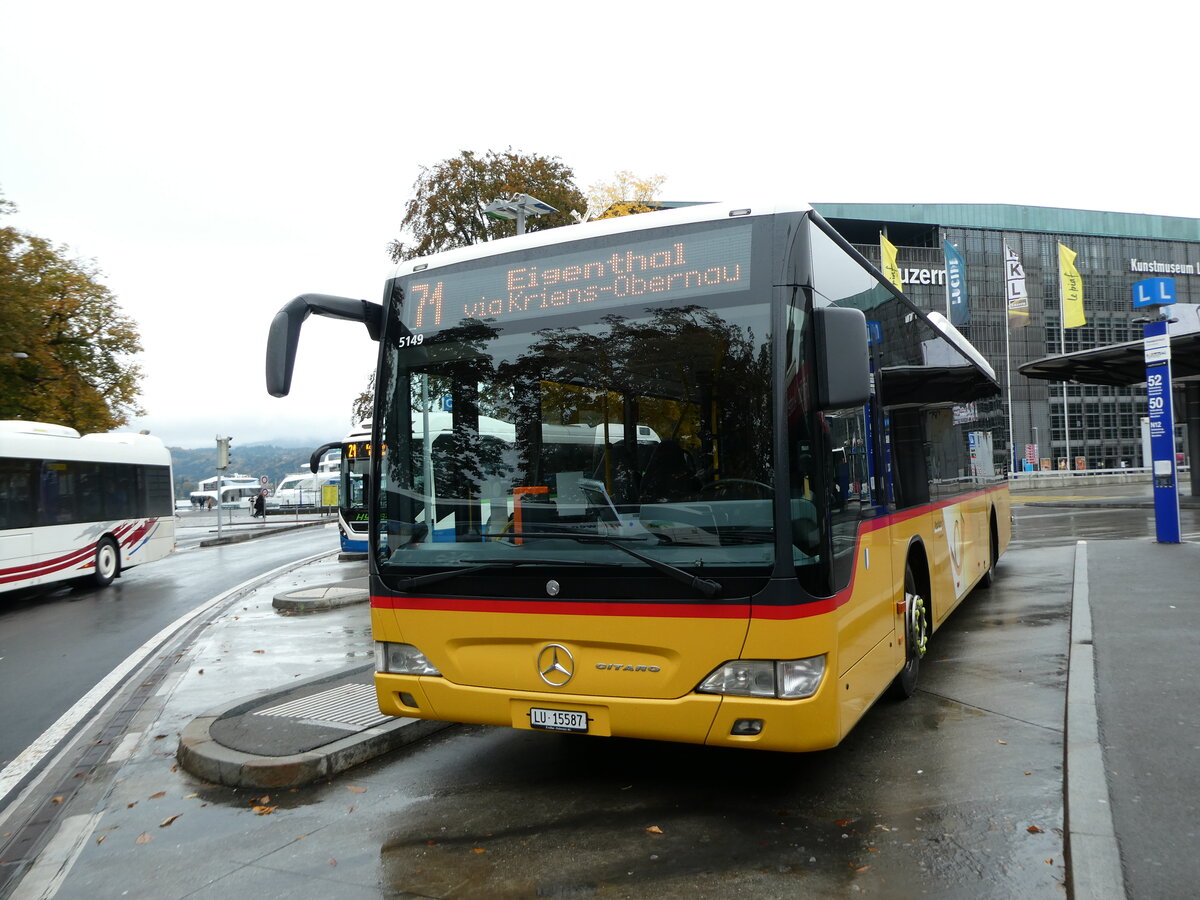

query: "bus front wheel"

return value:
[889, 564, 928, 700]
[93, 537, 120, 587]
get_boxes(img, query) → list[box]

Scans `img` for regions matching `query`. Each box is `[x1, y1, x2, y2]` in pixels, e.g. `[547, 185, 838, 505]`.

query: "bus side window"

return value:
[0, 459, 38, 529]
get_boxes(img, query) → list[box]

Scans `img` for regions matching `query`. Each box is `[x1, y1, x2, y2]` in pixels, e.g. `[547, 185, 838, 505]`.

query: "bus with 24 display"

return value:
[265, 201, 1009, 751]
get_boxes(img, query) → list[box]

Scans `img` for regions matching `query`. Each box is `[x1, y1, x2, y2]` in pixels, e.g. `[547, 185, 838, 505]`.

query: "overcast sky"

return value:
[2, 1, 1195, 448]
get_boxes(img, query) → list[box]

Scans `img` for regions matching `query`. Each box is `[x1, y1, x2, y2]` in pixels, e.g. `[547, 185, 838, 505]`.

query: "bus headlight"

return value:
[696, 655, 825, 700]
[374, 642, 442, 676]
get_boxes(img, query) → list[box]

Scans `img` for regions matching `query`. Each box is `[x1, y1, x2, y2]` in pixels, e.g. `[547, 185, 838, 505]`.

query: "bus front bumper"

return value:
[375, 672, 842, 752]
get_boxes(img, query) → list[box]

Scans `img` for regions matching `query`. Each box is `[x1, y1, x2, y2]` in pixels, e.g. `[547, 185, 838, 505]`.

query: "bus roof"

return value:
[389, 201, 812, 278]
[0, 421, 170, 466]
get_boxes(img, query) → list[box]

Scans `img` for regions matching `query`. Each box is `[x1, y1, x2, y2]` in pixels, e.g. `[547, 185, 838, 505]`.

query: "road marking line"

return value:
[0, 550, 336, 808]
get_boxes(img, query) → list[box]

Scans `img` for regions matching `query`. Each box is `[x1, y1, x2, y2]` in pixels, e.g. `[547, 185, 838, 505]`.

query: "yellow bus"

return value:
[266, 201, 1009, 751]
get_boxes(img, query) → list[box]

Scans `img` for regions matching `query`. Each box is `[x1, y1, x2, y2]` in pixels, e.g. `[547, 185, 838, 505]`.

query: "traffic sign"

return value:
[260, 475, 269, 485]
[1133, 276, 1176, 309]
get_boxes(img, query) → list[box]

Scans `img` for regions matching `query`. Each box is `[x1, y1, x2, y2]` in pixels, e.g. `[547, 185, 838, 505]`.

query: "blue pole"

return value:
[1143, 318, 1181, 543]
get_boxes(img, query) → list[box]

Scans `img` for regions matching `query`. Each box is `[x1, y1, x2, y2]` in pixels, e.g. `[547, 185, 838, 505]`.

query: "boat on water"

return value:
[270, 449, 340, 507]
[189, 474, 263, 509]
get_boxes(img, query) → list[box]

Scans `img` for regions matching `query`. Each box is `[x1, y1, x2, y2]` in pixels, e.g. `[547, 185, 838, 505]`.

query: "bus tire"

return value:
[978, 514, 998, 589]
[93, 537, 120, 587]
[889, 564, 928, 700]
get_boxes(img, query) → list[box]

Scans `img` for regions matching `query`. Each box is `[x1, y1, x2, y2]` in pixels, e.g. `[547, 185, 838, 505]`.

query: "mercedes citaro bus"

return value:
[265, 201, 1008, 751]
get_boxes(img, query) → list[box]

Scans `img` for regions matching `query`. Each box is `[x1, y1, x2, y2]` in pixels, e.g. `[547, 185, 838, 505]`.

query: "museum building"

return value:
[812, 203, 1198, 472]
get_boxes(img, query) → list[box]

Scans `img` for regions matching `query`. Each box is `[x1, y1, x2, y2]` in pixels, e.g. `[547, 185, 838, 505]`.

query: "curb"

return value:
[272, 583, 369, 612]
[198, 520, 326, 547]
[1064, 541, 1127, 900]
[176, 666, 452, 789]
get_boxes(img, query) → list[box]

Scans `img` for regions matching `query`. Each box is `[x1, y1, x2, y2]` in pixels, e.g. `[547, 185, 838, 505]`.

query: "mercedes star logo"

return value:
[537, 643, 575, 687]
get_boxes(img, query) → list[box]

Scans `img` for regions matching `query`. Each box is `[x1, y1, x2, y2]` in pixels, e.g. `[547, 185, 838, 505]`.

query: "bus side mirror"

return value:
[309, 441, 340, 474]
[266, 294, 383, 398]
[814, 307, 870, 410]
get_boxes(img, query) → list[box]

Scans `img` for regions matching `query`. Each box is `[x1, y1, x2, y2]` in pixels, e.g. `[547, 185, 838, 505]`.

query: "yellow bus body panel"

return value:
[373, 485, 1011, 752]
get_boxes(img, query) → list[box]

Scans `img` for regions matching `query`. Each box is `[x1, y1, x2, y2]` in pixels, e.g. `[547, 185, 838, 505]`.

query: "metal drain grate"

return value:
[254, 683, 392, 729]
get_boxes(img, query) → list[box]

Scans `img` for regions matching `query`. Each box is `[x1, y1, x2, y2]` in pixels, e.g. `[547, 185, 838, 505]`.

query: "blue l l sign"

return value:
[1133, 276, 1176, 309]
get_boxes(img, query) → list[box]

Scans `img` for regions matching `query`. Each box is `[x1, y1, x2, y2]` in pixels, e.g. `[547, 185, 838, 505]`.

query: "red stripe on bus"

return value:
[0, 517, 160, 584]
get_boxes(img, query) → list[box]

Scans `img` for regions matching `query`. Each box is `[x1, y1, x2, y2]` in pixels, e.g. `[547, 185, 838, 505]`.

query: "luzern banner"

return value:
[943, 240, 968, 325]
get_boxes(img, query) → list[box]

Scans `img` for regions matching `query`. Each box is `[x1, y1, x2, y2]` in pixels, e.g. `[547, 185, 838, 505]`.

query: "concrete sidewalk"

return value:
[1068, 538, 1200, 900]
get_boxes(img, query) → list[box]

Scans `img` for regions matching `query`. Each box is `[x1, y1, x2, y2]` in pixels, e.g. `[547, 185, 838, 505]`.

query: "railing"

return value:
[1007, 465, 1190, 491]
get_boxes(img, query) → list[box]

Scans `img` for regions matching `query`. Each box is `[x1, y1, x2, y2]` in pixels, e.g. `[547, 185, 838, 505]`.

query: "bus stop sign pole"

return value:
[1135, 277, 1181, 543]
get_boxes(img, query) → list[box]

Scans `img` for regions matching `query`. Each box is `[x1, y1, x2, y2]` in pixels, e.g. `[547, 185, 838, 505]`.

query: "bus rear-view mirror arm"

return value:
[813, 306, 870, 410]
[309, 441, 340, 474]
[266, 294, 383, 398]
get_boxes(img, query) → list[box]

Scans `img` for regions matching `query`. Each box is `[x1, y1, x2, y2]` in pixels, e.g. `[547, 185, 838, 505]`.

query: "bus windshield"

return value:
[376, 296, 774, 588]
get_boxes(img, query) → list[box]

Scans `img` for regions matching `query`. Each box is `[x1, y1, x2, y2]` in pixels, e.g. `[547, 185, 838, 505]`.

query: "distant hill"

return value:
[169, 444, 327, 497]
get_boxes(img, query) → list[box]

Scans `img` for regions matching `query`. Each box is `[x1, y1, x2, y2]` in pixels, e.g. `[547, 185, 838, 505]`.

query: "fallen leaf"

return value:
[136, 833, 153, 845]
[346, 785, 367, 794]
[198, 669, 204, 675]
[184, 793, 199, 799]
[646, 825, 664, 834]
[1045, 858, 1054, 864]
[52, 796, 64, 804]
[252, 805, 277, 816]
[127, 802, 137, 809]
[1027, 825, 1044, 834]
[96, 834, 106, 844]
[856, 865, 871, 872]
[997, 740, 1008, 745]
[471, 848, 487, 854]
[159, 814, 182, 828]
[835, 818, 856, 827]
[154, 734, 168, 741]
[329, 858, 337, 867]
[253, 649, 265, 654]
[149, 792, 165, 800]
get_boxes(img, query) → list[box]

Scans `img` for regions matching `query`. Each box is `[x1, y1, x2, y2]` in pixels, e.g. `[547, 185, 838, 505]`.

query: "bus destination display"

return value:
[403, 223, 752, 333]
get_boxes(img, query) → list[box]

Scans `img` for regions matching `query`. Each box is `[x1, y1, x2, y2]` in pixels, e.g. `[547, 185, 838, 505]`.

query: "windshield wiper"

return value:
[498, 529, 722, 597]
[597, 539, 723, 599]
[388, 563, 503, 592]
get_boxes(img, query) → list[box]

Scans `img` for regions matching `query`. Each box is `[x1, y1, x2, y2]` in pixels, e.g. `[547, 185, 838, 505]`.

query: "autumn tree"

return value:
[0, 191, 145, 432]
[583, 170, 667, 221]
[387, 148, 586, 262]
[351, 151, 586, 422]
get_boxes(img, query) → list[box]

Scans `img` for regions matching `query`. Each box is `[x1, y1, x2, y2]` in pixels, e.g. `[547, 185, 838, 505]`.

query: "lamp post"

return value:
[483, 193, 559, 236]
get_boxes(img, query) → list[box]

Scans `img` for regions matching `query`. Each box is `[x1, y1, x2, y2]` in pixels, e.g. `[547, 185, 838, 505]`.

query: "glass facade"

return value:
[817, 205, 1196, 472]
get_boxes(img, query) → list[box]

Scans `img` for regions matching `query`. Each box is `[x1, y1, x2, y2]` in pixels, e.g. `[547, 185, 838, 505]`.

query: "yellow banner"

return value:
[1058, 243, 1086, 328]
[880, 234, 903, 293]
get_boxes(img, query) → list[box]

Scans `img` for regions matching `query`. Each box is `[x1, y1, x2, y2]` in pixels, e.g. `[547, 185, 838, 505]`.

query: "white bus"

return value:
[0, 421, 176, 593]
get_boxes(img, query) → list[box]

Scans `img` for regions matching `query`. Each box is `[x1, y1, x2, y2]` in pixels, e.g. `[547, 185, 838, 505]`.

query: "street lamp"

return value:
[483, 193, 558, 236]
